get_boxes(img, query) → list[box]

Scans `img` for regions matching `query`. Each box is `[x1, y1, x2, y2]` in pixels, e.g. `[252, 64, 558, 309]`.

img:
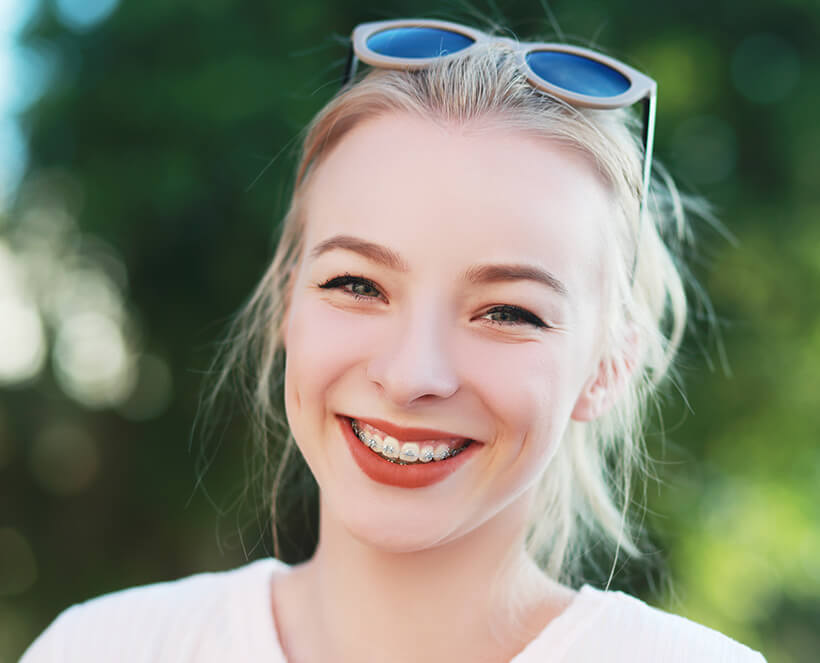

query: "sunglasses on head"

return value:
[342, 19, 658, 282]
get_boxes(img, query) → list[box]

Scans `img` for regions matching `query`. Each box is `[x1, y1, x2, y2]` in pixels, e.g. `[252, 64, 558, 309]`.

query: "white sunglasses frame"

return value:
[343, 18, 658, 282]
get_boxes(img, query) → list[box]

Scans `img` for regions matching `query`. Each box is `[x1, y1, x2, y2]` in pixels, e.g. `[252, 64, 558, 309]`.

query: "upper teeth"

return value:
[351, 419, 468, 465]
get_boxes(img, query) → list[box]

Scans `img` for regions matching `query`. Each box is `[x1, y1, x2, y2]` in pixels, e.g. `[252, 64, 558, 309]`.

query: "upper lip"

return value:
[345, 415, 479, 443]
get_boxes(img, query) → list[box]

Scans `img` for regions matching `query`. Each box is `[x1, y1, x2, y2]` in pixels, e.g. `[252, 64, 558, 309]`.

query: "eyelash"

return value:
[317, 274, 550, 329]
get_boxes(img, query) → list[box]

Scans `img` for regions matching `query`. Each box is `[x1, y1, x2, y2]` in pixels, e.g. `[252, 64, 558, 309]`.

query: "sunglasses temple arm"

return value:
[630, 92, 657, 285]
[342, 45, 359, 87]
[640, 92, 657, 213]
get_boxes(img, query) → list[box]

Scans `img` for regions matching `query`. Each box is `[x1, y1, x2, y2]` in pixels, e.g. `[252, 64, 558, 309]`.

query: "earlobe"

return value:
[571, 369, 612, 422]
[571, 325, 641, 422]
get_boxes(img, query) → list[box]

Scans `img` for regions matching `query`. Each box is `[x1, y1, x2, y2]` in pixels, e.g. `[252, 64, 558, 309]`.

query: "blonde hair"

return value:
[205, 38, 705, 585]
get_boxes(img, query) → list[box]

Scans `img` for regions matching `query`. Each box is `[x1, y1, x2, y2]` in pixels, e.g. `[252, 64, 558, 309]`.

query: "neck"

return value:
[277, 488, 573, 663]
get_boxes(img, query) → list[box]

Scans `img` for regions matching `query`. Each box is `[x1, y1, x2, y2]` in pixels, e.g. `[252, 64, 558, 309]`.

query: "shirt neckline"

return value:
[244, 558, 608, 663]
[237, 558, 290, 661]
[509, 584, 608, 661]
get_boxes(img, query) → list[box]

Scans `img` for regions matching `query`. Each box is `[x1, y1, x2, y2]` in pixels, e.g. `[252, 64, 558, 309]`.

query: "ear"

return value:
[571, 325, 641, 422]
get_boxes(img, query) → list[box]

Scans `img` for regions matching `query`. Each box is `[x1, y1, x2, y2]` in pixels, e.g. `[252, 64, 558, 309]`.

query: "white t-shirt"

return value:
[21, 558, 766, 662]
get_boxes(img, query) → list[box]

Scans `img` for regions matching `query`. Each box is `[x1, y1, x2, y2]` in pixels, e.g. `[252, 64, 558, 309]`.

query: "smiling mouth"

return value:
[348, 418, 473, 465]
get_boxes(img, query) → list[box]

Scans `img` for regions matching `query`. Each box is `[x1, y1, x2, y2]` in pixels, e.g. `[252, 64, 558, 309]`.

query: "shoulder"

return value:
[564, 586, 766, 663]
[20, 558, 286, 663]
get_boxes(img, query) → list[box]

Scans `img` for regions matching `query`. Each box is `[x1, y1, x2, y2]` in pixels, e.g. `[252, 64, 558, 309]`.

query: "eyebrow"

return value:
[464, 263, 568, 297]
[310, 235, 410, 272]
[309, 234, 568, 297]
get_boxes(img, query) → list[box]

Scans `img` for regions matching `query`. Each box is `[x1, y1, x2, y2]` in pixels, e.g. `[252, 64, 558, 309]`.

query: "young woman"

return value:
[22, 19, 765, 663]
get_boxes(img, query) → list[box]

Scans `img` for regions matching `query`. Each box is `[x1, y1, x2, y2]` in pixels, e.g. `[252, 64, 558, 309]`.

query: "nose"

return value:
[366, 308, 460, 407]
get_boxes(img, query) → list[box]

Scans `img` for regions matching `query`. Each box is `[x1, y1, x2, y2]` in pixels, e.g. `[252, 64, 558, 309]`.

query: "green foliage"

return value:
[2, 1, 817, 661]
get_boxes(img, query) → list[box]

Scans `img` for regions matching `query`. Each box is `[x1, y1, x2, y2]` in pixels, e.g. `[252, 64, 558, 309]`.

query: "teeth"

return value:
[433, 444, 451, 461]
[351, 419, 470, 465]
[399, 443, 419, 462]
[353, 420, 383, 452]
[382, 436, 400, 459]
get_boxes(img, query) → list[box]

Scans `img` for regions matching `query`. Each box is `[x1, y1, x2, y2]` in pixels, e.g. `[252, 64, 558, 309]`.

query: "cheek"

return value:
[462, 342, 585, 500]
[460, 338, 579, 442]
[283, 296, 379, 418]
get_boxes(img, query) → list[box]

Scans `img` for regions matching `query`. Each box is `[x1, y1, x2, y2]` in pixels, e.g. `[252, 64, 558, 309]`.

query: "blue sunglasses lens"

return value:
[526, 51, 630, 97]
[366, 27, 475, 59]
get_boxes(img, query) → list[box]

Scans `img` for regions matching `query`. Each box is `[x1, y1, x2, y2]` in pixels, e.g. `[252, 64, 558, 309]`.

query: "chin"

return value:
[338, 500, 461, 554]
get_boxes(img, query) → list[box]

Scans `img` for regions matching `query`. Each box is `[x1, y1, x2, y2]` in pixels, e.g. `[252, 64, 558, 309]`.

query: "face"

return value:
[283, 112, 615, 553]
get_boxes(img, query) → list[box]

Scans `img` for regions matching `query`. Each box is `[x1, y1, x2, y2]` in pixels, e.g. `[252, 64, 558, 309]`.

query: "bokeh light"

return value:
[0, 297, 46, 384]
[54, 0, 120, 32]
[636, 34, 720, 115]
[9, 40, 59, 112]
[0, 170, 162, 410]
[53, 311, 135, 409]
[0, 0, 54, 211]
[2, 3, 816, 663]
[0, 240, 47, 383]
[732, 34, 800, 105]
[46, 265, 126, 326]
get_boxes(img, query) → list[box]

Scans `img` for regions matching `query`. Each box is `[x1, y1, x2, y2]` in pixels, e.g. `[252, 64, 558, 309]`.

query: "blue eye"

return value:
[318, 274, 385, 301]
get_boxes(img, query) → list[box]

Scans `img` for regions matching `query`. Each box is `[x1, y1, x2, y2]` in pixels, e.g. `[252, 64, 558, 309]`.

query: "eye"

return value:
[317, 274, 385, 302]
[481, 305, 550, 329]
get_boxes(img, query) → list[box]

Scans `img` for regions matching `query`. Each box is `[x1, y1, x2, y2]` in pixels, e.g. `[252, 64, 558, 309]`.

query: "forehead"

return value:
[303, 112, 612, 294]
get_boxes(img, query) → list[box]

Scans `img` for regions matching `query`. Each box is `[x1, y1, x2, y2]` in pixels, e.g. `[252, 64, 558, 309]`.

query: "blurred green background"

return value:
[1, 1, 818, 661]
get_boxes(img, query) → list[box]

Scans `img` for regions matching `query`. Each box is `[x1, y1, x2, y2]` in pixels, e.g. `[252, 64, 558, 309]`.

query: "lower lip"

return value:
[338, 416, 482, 489]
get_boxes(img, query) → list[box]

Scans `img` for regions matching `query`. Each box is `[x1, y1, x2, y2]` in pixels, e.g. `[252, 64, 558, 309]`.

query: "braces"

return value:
[351, 419, 471, 465]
